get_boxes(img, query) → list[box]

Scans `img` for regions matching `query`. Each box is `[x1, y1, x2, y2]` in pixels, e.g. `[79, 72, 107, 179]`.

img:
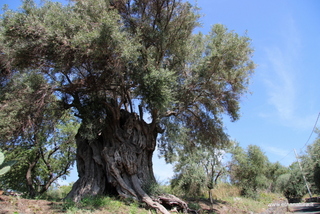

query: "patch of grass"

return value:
[228, 196, 266, 213]
[188, 202, 201, 210]
[223, 192, 285, 213]
[62, 196, 157, 214]
[257, 191, 282, 204]
[207, 183, 286, 213]
[62, 198, 78, 211]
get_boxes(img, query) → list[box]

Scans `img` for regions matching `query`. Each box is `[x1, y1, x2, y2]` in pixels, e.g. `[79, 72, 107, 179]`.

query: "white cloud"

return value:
[261, 145, 296, 166]
[263, 145, 290, 157]
[261, 15, 316, 130]
[265, 46, 296, 120]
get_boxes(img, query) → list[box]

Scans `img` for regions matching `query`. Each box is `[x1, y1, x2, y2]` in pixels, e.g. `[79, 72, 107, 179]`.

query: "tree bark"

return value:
[26, 152, 40, 198]
[66, 109, 174, 212]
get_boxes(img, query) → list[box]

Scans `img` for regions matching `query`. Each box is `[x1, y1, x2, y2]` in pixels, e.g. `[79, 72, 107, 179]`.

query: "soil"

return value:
[0, 194, 281, 214]
[0, 195, 64, 214]
[0, 195, 232, 214]
[188, 198, 250, 214]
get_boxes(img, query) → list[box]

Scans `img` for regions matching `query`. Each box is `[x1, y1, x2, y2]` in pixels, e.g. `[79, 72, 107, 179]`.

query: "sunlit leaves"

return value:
[1, 0, 256, 191]
[229, 144, 270, 198]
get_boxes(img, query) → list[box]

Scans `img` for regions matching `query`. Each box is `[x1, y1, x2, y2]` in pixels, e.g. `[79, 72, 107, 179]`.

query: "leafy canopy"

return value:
[1, 0, 255, 160]
[0, 70, 79, 197]
[229, 144, 271, 198]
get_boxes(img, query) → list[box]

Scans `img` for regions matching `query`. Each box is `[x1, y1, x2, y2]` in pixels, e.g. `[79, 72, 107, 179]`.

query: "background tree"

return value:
[275, 162, 307, 202]
[229, 144, 270, 198]
[0, 71, 79, 198]
[0, 0, 255, 212]
[266, 161, 289, 192]
[301, 129, 320, 194]
[169, 137, 229, 203]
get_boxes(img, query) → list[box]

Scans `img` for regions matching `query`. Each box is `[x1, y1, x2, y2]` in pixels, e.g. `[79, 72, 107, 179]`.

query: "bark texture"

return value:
[66, 109, 174, 211]
[66, 109, 194, 213]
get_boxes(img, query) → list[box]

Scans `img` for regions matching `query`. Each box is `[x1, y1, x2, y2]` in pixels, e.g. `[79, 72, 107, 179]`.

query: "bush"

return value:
[275, 167, 307, 202]
[42, 183, 73, 201]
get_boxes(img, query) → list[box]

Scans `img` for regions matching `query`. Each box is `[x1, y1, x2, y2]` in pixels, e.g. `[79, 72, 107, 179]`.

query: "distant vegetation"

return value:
[1, 132, 319, 213]
[170, 131, 320, 204]
[0, 0, 318, 213]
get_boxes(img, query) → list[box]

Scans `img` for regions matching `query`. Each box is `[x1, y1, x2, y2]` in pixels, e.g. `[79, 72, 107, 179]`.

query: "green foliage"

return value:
[0, 0, 255, 150]
[300, 129, 320, 194]
[229, 144, 272, 198]
[159, 23, 255, 163]
[41, 183, 74, 201]
[0, 0, 255, 202]
[275, 163, 307, 202]
[266, 161, 289, 192]
[142, 179, 166, 196]
[170, 139, 229, 198]
[0, 150, 15, 176]
[62, 196, 155, 214]
[0, 71, 79, 197]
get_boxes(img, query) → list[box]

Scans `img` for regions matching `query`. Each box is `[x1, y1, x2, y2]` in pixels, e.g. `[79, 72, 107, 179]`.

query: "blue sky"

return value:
[2, 0, 320, 184]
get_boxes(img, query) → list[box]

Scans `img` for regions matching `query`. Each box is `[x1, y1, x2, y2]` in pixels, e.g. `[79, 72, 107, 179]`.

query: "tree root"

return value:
[130, 175, 199, 213]
[156, 194, 199, 214]
[143, 194, 199, 214]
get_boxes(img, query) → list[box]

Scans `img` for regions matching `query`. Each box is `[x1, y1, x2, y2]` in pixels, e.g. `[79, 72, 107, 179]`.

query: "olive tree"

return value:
[1, 0, 254, 212]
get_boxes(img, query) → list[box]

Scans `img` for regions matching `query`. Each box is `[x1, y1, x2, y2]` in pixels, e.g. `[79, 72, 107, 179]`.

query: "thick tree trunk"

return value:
[66, 110, 177, 213]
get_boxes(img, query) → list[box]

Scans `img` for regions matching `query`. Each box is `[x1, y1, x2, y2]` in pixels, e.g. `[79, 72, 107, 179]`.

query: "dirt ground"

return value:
[0, 194, 274, 214]
[0, 195, 64, 214]
[0, 195, 228, 214]
[189, 198, 250, 214]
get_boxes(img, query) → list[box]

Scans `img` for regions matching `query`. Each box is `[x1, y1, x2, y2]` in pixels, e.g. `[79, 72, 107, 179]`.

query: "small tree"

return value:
[266, 161, 289, 192]
[229, 144, 270, 198]
[275, 162, 307, 202]
[169, 134, 229, 201]
[300, 129, 320, 194]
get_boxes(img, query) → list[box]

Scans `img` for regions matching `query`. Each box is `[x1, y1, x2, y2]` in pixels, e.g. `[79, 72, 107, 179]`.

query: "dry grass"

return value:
[205, 183, 286, 214]
[0, 184, 287, 214]
[211, 183, 242, 200]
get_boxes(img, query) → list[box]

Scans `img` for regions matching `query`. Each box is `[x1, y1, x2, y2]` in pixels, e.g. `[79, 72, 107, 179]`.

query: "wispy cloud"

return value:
[265, 47, 295, 120]
[263, 145, 290, 157]
[262, 15, 315, 130]
[261, 145, 295, 166]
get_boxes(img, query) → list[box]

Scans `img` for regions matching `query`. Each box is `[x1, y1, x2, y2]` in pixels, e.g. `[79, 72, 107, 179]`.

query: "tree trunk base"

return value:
[65, 110, 197, 214]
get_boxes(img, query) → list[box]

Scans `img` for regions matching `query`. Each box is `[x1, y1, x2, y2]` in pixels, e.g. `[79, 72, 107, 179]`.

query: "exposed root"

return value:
[156, 194, 199, 213]
[143, 196, 171, 214]
[131, 175, 170, 214]
[158, 194, 188, 212]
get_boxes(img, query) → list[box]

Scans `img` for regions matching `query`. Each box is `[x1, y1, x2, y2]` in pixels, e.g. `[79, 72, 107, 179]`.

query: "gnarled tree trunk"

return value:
[66, 110, 177, 213]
